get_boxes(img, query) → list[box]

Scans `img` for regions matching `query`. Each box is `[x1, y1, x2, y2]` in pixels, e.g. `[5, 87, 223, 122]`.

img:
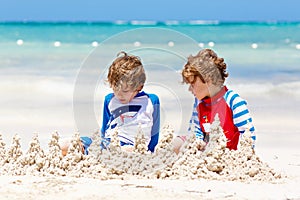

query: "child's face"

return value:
[113, 84, 138, 104]
[188, 76, 209, 100]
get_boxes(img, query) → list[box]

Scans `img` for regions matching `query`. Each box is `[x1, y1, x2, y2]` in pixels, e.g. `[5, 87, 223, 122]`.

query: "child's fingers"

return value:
[58, 138, 71, 156]
[172, 136, 185, 154]
[121, 145, 134, 152]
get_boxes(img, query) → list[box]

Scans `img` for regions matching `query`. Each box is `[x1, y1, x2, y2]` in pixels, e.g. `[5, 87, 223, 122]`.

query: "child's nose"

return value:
[115, 91, 122, 97]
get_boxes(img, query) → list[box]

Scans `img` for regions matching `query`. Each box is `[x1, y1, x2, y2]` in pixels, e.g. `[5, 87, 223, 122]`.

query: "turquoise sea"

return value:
[1, 21, 300, 79]
[0, 21, 300, 148]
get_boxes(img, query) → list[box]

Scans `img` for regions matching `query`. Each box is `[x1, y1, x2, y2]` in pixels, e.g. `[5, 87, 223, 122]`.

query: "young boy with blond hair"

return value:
[100, 51, 160, 152]
[61, 51, 160, 155]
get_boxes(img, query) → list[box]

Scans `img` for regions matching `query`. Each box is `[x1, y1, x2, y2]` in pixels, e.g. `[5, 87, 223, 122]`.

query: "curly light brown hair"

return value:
[107, 51, 146, 91]
[182, 48, 229, 87]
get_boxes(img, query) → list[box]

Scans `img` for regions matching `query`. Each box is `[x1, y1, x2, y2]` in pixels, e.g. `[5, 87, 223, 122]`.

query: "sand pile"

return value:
[0, 116, 283, 182]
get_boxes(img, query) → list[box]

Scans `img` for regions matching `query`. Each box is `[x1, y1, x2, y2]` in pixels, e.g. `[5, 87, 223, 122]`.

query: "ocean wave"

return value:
[1, 20, 299, 26]
[130, 20, 158, 26]
[0, 77, 73, 100]
[230, 81, 300, 98]
[188, 20, 219, 25]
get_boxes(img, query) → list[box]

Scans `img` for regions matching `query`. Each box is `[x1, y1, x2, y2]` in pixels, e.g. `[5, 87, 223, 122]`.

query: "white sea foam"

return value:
[164, 20, 180, 25]
[229, 81, 300, 98]
[130, 20, 157, 26]
[188, 20, 219, 25]
[0, 76, 73, 99]
[113, 20, 128, 25]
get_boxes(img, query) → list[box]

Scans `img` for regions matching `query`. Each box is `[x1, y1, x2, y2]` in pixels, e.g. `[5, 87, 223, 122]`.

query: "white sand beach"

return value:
[0, 108, 299, 200]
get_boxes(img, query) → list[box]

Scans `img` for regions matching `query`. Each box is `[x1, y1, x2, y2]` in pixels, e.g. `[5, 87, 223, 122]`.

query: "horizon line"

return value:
[0, 19, 299, 26]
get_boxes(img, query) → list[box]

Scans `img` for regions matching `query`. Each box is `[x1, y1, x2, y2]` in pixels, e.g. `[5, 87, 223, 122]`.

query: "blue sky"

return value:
[0, 0, 299, 22]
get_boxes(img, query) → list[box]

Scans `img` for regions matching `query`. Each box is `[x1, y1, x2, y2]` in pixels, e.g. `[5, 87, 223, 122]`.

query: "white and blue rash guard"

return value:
[100, 91, 160, 152]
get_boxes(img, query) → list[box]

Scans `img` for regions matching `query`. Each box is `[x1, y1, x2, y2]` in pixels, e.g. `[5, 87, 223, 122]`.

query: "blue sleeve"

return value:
[188, 98, 204, 140]
[101, 93, 114, 137]
[147, 94, 160, 152]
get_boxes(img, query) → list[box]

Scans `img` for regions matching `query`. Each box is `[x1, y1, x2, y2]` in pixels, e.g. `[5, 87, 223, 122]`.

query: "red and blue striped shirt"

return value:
[188, 86, 256, 150]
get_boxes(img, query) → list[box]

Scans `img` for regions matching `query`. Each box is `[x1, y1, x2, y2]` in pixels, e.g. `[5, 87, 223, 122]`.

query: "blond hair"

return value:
[182, 48, 229, 87]
[107, 51, 146, 91]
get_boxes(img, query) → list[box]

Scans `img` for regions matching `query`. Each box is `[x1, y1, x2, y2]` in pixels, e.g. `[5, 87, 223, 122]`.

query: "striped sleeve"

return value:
[148, 93, 160, 152]
[101, 93, 114, 137]
[224, 90, 256, 144]
[188, 98, 204, 140]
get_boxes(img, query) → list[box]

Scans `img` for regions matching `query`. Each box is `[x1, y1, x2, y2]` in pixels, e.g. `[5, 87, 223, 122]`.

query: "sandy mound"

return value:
[0, 116, 283, 182]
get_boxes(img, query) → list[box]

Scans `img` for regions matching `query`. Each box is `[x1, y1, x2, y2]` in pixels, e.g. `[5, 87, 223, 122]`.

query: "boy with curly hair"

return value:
[173, 48, 256, 153]
[100, 51, 160, 152]
[60, 51, 160, 155]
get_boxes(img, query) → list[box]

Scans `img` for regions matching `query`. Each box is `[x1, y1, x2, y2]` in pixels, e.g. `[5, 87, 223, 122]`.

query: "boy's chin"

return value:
[119, 100, 129, 104]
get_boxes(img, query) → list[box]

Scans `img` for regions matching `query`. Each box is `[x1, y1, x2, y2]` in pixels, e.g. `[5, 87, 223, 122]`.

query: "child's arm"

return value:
[188, 98, 204, 140]
[227, 92, 256, 147]
[172, 136, 185, 154]
[99, 94, 114, 150]
[173, 98, 204, 154]
[101, 94, 114, 137]
[148, 94, 160, 152]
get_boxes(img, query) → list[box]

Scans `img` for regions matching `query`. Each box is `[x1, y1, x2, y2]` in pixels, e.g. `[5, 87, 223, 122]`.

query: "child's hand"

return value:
[121, 145, 134, 152]
[59, 138, 71, 156]
[59, 138, 84, 156]
[172, 136, 185, 154]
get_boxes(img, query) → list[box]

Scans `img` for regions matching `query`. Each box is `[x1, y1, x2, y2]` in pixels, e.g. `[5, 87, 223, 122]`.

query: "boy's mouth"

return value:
[119, 99, 127, 103]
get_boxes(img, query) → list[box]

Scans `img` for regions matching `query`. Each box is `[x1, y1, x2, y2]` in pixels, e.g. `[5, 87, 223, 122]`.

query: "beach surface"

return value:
[0, 153, 299, 200]
[0, 174, 299, 200]
[0, 113, 299, 200]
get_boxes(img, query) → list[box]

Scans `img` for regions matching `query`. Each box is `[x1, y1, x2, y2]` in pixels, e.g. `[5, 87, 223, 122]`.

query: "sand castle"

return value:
[0, 116, 282, 182]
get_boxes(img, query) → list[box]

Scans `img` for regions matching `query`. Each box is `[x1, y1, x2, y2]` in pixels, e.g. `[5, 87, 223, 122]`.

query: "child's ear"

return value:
[137, 85, 143, 91]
